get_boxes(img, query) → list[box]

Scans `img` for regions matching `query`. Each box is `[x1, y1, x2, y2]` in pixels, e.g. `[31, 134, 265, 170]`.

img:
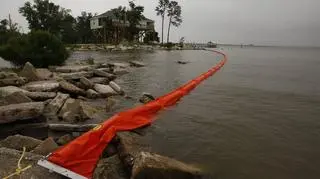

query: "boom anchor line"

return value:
[37, 49, 228, 179]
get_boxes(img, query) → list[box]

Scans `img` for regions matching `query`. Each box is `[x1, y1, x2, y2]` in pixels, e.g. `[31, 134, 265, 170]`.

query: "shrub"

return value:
[0, 30, 69, 67]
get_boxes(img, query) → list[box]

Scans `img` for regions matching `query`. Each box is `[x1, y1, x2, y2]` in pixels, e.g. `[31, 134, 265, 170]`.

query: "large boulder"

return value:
[79, 101, 98, 120]
[0, 134, 42, 151]
[55, 65, 92, 73]
[0, 72, 19, 79]
[0, 77, 27, 87]
[93, 155, 128, 179]
[25, 91, 57, 101]
[37, 68, 53, 80]
[0, 86, 28, 98]
[59, 71, 94, 80]
[44, 93, 69, 115]
[31, 137, 58, 156]
[19, 62, 40, 81]
[109, 81, 124, 95]
[0, 122, 48, 141]
[58, 98, 81, 122]
[22, 81, 60, 92]
[94, 84, 118, 97]
[112, 67, 130, 75]
[93, 69, 116, 80]
[0, 102, 45, 124]
[1, 91, 32, 105]
[59, 80, 85, 96]
[86, 89, 100, 99]
[0, 147, 63, 178]
[106, 97, 118, 112]
[132, 152, 202, 179]
[90, 77, 110, 85]
[80, 77, 94, 89]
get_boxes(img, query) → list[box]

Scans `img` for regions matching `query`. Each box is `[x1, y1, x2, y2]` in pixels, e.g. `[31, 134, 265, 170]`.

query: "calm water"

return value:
[3, 47, 320, 178]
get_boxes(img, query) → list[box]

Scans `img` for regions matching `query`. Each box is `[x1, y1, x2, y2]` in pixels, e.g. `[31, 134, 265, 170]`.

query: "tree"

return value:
[166, 1, 182, 43]
[155, 0, 169, 44]
[127, 1, 144, 41]
[76, 12, 94, 43]
[0, 17, 20, 45]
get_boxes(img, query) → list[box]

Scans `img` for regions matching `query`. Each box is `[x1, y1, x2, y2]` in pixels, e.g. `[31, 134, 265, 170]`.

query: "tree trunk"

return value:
[167, 16, 172, 44]
[161, 15, 164, 44]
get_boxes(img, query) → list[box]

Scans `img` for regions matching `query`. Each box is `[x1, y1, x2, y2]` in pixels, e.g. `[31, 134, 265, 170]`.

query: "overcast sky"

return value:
[1, 0, 320, 47]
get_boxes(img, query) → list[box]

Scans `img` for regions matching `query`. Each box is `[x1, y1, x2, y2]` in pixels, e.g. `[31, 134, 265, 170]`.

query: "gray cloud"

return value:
[1, 0, 319, 46]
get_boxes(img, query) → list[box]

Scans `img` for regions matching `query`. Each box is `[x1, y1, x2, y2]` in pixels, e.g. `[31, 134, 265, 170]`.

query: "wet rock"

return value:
[130, 61, 145, 67]
[113, 67, 130, 75]
[59, 80, 85, 96]
[55, 65, 92, 73]
[132, 152, 202, 179]
[0, 147, 63, 179]
[177, 60, 189, 64]
[49, 124, 97, 132]
[109, 62, 130, 69]
[23, 80, 60, 92]
[93, 69, 116, 80]
[44, 93, 69, 115]
[37, 68, 53, 80]
[0, 86, 28, 98]
[0, 122, 48, 141]
[0, 134, 42, 151]
[56, 134, 74, 146]
[94, 84, 118, 97]
[58, 98, 81, 122]
[59, 71, 94, 80]
[86, 89, 100, 99]
[139, 93, 155, 104]
[109, 81, 124, 95]
[0, 77, 27, 87]
[31, 137, 58, 156]
[90, 77, 110, 84]
[102, 143, 118, 158]
[25, 91, 57, 101]
[79, 101, 99, 120]
[106, 97, 118, 112]
[80, 77, 94, 89]
[2, 91, 32, 105]
[20, 62, 40, 81]
[95, 67, 113, 73]
[93, 155, 128, 179]
[0, 102, 45, 124]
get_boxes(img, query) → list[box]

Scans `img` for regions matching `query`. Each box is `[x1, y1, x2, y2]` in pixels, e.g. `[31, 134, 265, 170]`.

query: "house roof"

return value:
[92, 10, 154, 22]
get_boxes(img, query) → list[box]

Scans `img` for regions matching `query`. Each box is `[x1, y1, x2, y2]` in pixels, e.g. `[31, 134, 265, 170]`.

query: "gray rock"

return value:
[59, 71, 94, 80]
[0, 102, 45, 124]
[132, 152, 202, 179]
[0, 86, 28, 98]
[0, 77, 27, 87]
[79, 101, 99, 121]
[0, 147, 63, 179]
[31, 137, 58, 156]
[106, 97, 118, 112]
[93, 69, 116, 80]
[0, 72, 19, 79]
[130, 61, 145, 67]
[25, 91, 57, 101]
[109, 62, 130, 69]
[93, 155, 128, 179]
[0, 134, 42, 151]
[44, 93, 69, 115]
[58, 98, 81, 122]
[48, 124, 97, 132]
[80, 77, 94, 89]
[89, 77, 110, 85]
[55, 65, 92, 73]
[59, 80, 85, 96]
[113, 67, 129, 75]
[37, 68, 53, 80]
[86, 89, 100, 99]
[20, 62, 40, 81]
[109, 81, 124, 95]
[56, 134, 74, 146]
[139, 93, 155, 104]
[22, 81, 60, 92]
[94, 84, 118, 97]
[2, 91, 32, 105]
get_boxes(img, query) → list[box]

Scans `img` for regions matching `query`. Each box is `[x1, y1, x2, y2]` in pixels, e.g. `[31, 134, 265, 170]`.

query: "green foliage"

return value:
[144, 31, 160, 43]
[0, 30, 69, 67]
[167, 1, 182, 43]
[76, 12, 94, 44]
[127, 1, 145, 41]
[155, 0, 170, 44]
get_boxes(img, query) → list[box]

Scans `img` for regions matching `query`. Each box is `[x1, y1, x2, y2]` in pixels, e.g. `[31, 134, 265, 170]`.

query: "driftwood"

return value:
[48, 124, 98, 132]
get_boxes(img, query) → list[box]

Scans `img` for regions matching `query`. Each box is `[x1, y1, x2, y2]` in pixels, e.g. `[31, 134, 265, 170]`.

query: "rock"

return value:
[130, 61, 145, 67]
[0, 86, 28, 98]
[89, 77, 110, 84]
[56, 134, 74, 145]
[102, 143, 118, 158]
[49, 124, 98, 132]
[93, 155, 128, 179]
[19, 62, 40, 81]
[37, 68, 53, 80]
[80, 77, 94, 89]
[86, 89, 100, 99]
[0, 147, 63, 179]
[59, 71, 94, 80]
[31, 137, 58, 156]
[106, 97, 117, 112]
[0, 134, 42, 151]
[109, 62, 130, 69]
[93, 69, 116, 80]
[0, 71, 19, 79]
[22, 80, 60, 92]
[25, 91, 57, 101]
[132, 152, 202, 179]
[0, 102, 45, 124]
[95, 67, 113, 73]
[55, 65, 92, 73]
[139, 93, 156, 104]
[2, 91, 32, 105]
[0, 77, 27, 87]
[94, 84, 118, 97]
[109, 81, 124, 95]
[177, 60, 189, 64]
[58, 98, 81, 122]
[44, 93, 69, 115]
[0, 122, 48, 140]
[79, 101, 99, 120]
[113, 67, 130, 75]
[59, 80, 85, 96]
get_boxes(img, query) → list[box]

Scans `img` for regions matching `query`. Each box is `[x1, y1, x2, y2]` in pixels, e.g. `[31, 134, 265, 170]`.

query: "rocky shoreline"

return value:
[0, 55, 208, 178]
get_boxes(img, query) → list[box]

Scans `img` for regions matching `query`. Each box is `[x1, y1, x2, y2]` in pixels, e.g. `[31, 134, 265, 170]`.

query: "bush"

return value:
[0, 30, 69, 67]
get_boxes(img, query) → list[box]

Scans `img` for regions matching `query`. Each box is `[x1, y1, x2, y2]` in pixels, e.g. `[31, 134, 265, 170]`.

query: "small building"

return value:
[90, 10, 156, 43]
